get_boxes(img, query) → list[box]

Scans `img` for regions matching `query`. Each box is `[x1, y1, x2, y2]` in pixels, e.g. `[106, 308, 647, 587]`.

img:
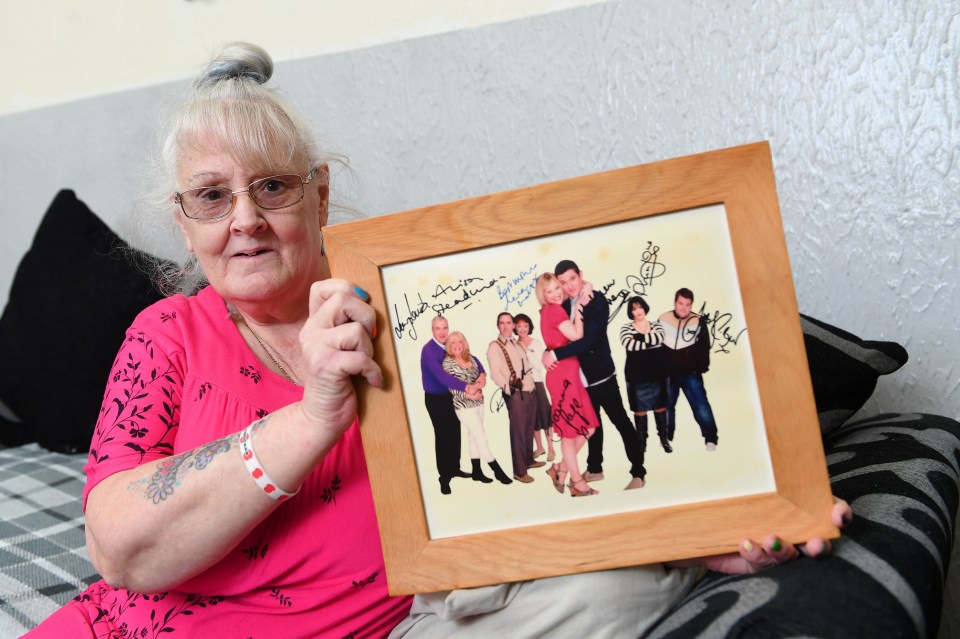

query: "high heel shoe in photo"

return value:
[546, 464, 565, 494]
[569, 480, 598, 497]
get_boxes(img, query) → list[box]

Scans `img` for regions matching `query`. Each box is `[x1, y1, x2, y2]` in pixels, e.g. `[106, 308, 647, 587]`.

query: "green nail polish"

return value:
[771, 538, 782, 552]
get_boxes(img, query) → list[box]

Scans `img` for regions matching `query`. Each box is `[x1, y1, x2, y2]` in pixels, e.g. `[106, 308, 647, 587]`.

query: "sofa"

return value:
[1, 192, 958, 637]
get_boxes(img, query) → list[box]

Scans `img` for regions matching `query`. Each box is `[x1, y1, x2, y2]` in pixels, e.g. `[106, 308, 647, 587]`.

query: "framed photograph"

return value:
[326, 141, 838, 595]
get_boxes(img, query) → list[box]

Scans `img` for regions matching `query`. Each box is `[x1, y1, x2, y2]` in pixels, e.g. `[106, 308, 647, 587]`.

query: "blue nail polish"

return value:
[354, 286, 369, 301]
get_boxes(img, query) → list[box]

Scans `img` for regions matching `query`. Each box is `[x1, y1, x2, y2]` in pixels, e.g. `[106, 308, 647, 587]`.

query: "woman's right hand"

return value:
[297, 279, 381, 444]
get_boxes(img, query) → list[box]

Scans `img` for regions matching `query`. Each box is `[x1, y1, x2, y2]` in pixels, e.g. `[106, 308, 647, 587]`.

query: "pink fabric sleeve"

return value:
[82, 327, 184, 510]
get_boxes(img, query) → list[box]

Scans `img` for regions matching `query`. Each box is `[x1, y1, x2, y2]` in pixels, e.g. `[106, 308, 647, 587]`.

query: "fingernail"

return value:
[354, 286, 369, 301]
[372, 323, 378, 339]
[380, 375, 386, 388]
[841, 512, 853, 526]
[771, 537, 782, 552]
[742, 540, 754, 552]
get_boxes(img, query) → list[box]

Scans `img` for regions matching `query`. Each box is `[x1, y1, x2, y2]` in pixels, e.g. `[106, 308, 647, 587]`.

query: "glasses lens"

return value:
[181, 187, 232, 219]
[250, 175, 304, 210]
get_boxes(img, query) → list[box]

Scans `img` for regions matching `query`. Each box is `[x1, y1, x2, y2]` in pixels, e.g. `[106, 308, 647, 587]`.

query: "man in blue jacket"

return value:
[543, 260, 647, 490]
[421, 315, 483, 494]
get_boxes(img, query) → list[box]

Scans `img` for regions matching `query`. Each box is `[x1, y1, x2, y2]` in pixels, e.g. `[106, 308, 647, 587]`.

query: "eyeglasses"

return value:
[175, 170, 315, 220]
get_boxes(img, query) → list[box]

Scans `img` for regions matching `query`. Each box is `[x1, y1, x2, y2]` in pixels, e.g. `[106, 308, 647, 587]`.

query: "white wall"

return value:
[1, 0, 958, 423]
[0, 0, 605, 116]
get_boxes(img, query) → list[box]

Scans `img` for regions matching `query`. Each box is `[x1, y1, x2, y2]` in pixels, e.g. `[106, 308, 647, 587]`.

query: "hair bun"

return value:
[196, 42, 273, 87]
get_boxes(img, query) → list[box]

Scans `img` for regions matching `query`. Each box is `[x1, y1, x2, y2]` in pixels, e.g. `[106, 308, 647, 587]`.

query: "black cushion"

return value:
[800, 313, 908, 434]
[0, 190, 170, 453]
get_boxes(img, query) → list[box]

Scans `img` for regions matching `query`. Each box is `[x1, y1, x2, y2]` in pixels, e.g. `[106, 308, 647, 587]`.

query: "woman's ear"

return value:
[172, 202, 196, 253]
[315, 164, 330, 228]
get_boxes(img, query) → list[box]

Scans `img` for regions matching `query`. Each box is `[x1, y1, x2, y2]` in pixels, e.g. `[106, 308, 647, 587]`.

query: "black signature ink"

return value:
[602, 243, 670, 322]
[488, 387, 506, 413]
[551, 379, 591, 437]
[392, 292, 429, 341]
[431, 276, 505, 316]
[602, 280, 631, 323]
[433, 277, 484, 298]
[696, 302, 747, 354]
[638, 243, 667, 287]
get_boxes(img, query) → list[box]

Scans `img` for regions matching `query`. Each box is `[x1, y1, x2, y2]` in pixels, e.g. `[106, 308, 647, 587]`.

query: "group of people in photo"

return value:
[419, 259, 720, 497]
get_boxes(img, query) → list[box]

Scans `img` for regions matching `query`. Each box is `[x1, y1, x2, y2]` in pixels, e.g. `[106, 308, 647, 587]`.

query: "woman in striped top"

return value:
[443, 331, 512, 485]
[619, 296, 672, 454]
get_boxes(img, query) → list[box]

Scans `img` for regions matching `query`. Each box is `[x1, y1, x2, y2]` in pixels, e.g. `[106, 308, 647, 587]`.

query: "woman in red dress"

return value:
[536, 273, 600, 497]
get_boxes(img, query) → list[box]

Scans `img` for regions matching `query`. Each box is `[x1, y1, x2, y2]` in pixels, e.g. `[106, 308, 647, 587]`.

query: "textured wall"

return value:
[0, 0, 957, 425]
[282, 0, 960, 421]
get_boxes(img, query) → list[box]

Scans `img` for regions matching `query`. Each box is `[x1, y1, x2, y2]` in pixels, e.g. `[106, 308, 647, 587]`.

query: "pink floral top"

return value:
[36, 287, 410, 638]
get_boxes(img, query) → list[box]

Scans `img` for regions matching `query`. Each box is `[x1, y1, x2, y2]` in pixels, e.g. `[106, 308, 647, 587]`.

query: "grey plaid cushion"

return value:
[0, 444, 98, 635]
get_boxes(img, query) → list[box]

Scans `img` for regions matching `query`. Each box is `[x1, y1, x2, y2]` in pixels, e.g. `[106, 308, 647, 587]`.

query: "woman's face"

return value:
[515, 320, 530, 338]
[544, 280, 564, 305]
[174, 140, 328, 312]
[449, 337, 465, 357]
[631, 303, 647, 322]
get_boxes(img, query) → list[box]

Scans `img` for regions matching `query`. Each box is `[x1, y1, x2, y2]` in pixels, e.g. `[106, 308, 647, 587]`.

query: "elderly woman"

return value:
[29, 42, 851, 639]
[27, 43, 409, 637]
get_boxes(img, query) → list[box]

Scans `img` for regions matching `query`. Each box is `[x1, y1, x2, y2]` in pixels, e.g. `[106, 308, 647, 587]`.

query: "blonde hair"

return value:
[131, 42, 351, 295]
[535, 272, 560, 307]
[444, 331, 473, 362]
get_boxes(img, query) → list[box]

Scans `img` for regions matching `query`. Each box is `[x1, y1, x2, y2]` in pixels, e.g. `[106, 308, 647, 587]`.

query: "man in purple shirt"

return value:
[421, 316, 484, 494]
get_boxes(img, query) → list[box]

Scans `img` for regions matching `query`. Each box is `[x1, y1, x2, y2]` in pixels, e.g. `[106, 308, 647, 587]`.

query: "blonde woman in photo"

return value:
[443, 331, 512, 485]
[535, 273, 600, 497]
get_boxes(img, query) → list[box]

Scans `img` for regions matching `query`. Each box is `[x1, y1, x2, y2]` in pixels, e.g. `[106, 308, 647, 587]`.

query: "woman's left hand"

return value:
[686, 497, 852, 575]
[579, 280, 595, 306]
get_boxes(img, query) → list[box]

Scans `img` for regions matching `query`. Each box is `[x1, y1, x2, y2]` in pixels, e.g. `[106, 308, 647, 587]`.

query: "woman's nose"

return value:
[230, 191, 266, 232]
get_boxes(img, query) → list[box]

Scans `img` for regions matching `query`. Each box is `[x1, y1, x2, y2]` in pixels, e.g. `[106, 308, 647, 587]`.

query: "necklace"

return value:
[236, 314, 300, 385]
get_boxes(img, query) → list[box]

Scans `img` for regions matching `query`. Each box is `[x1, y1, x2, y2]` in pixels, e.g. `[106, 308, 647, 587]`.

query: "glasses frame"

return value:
[175, 169, 316, 221]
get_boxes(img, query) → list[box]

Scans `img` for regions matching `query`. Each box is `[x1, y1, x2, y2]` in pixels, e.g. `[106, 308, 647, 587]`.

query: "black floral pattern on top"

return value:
[351, 572, 379, 588]
[242, 536, 269, 560]
[91, 331, 179, 466]
[73, 300, 403, 636]
[321, 475, 342, 505]
[73, 587, 225, 637]
[240, 365, 262, 384]
[270, 587, 293, 607]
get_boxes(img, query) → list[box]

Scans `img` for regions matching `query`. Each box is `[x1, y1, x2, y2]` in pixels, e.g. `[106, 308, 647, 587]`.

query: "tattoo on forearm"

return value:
[140, 416, 271, 505]
[250, 415, 270, 435]
[194, 438, 231, 470]
[143, 434, 233, 504]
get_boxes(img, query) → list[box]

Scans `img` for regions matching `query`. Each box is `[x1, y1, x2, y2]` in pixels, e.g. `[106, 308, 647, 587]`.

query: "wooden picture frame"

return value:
[326, 141, 838, 595]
